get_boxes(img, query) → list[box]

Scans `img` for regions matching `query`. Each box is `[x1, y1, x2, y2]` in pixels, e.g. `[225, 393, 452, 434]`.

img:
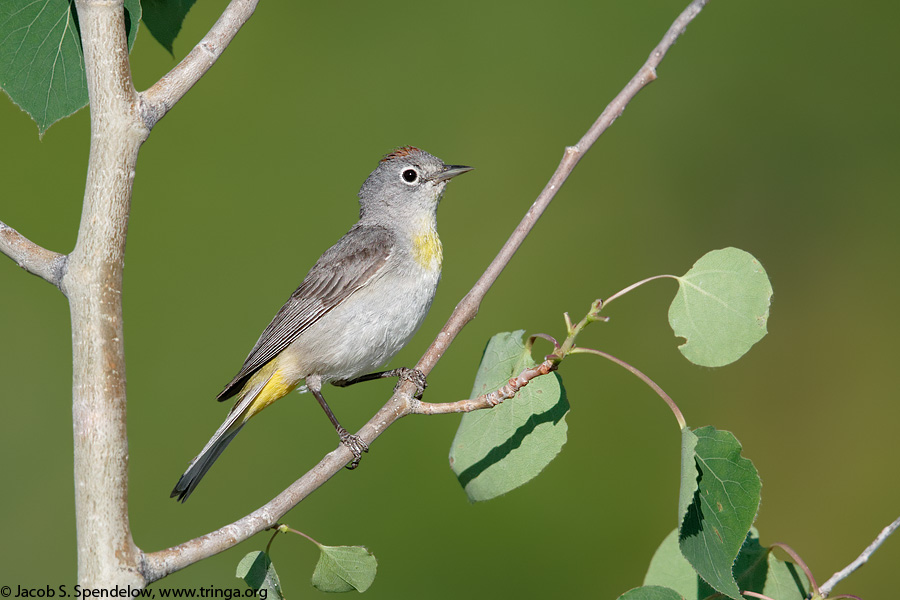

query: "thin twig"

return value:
[140, 0, 259, 129]
[142, 0, 710, 581]
[410, 359, 557, 415]
[819, 514, 900, 597]
[0, 221, 67, 289]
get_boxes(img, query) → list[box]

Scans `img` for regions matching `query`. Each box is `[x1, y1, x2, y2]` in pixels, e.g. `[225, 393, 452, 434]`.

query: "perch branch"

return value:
[0, 221, 67, 288]
[140, 0, 260, 129]
[142, 0, 710, 581]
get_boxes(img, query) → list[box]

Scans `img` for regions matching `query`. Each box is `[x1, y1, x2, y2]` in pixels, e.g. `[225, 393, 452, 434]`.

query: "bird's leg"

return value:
[333, 367, 428, 399]
[309, 385, 368, 469]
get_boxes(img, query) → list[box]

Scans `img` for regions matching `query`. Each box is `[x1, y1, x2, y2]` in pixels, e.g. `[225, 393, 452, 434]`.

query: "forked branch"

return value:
[140, 0, 259, 129]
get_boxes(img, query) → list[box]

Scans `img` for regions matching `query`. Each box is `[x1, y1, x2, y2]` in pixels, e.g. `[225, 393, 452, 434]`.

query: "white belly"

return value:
[283, 261, 441, 383]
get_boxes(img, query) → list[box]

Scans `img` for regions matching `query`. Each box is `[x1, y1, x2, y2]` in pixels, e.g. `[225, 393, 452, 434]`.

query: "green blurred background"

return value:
[2, 0, 898, 597]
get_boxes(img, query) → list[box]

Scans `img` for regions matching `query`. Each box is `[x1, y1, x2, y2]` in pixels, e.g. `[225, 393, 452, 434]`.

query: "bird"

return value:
[170, 146, 472, 502]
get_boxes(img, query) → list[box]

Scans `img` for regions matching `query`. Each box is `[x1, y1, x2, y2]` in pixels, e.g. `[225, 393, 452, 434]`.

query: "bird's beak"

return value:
[431, 164, 474, 183]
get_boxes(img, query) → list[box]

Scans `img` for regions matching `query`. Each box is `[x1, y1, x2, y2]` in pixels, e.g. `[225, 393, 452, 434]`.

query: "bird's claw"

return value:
[337, 427, 369, 470]
[393, 367, 428, 399]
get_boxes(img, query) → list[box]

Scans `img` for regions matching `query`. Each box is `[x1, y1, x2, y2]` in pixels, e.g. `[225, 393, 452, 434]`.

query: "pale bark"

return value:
[0, 0, 257, 585]
[68, 0, 147, 586]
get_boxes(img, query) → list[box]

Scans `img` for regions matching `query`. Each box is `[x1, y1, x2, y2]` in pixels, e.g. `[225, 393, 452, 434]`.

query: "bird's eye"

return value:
[401, 168, 419, 184]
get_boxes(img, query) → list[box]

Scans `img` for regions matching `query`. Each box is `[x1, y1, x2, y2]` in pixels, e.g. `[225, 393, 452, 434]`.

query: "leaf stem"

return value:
[570, 347, 686, 429]
[601, 274, 679, 308]
[769, 543, 820, 598]
[283, 526, 322, 548]
[527, 333, 560, 355]
[739, 592, 777, 600]
[264, 528, 281, 556]
[265, 524, 322, 556]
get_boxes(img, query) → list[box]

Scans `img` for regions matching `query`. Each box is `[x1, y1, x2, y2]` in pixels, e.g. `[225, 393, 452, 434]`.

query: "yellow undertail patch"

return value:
[241, 363, 299, 422]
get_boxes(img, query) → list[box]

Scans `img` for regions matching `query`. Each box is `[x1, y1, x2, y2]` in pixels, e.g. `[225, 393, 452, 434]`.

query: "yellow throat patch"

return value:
[412, 225, 443, 271]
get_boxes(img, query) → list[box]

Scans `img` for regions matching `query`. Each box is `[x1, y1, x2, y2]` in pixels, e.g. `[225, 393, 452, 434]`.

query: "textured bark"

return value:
[69, 0, 147, 586]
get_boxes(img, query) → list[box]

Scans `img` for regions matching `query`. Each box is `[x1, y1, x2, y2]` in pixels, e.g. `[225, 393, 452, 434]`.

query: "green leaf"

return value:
[677, 427, 700, 528]
[678, 426, 761, 599]
[644, 528, 810, 600]
[644, 529, 715, 599]
[617, 586, 686, 600]
[449, 331, 569, 502]
[760, 550, 812, 600]
[0, 0, 140, 134]
[732, 532, 811, 600]
[141, 0, 197, 54]
[668, 248, 773, 367]
[312, 545, 377, 593]
[236, 551, 284, 600]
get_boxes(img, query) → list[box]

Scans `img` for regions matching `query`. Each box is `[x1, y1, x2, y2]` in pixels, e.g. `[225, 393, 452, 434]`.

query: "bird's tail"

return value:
[170, 421, 245, 502]
[170, 370, 276, 502]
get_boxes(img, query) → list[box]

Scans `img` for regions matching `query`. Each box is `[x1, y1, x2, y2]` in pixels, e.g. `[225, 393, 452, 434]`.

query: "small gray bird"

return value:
[171, 146, 472, 502]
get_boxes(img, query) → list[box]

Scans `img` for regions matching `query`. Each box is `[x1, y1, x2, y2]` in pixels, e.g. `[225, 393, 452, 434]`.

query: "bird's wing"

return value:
[217, 224, 395, 400]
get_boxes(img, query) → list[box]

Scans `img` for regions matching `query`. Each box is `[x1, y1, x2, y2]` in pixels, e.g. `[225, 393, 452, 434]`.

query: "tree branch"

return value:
[819, 514, 900, 597]
[140, 0, 259, 129]
[0, 220, 67, 288]
[48, 0, 259, 585]
[69, 0, 147, 586]
[142, 397, 409, 583]
[142, 0, 710, 581]
[414, 0, 709, 378]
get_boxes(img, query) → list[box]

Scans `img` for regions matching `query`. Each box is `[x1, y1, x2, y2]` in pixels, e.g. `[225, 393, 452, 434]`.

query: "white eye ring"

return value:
[400, 168, 419, 185]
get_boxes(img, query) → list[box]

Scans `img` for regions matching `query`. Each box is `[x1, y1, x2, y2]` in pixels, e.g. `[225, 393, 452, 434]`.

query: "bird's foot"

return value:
[337, 426, 369, 470]
[390, 367, 428, 399]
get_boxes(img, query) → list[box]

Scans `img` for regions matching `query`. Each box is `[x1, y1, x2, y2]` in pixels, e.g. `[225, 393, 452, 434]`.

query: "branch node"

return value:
[199, 40, 218, 58]
[141, 0, 260, 128]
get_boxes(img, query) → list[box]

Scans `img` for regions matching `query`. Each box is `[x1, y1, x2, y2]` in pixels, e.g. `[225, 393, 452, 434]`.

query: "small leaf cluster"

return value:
[442, 249, 837, 599]
[237, 525, 377, 597]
